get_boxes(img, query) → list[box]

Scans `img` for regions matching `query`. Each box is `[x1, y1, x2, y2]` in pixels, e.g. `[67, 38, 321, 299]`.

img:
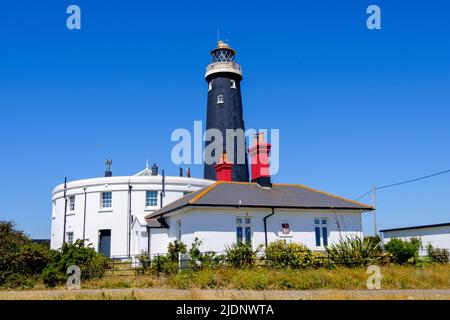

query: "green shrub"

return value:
[310, 251, 330, 268]
[384, 237, 421, 265]
[137, 253, 152, 275]
[265, 240, 312, 268]
[152, 254, 179, 274]
[0, 221, 32, 286]
[168, 240, 187, 261]
[42, 265, 67, 288]
[426, 244, 449, 263]
[42, 240, 108, 287]
[225, 242, 262, 268]
[12, 243, 50, 276]
[325, 236, 383, 267]
[3, 273, 36, 289]
[0, 221, 51, 288]
[186, 237, 223, 269]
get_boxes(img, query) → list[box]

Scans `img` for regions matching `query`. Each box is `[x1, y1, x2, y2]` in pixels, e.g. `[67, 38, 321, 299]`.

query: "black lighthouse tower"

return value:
[203, 41, 249, 182]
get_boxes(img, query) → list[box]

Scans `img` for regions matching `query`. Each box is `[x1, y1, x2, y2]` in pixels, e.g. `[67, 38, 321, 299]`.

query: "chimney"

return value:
[151, 162, 158, 176]
[214, 149, 232, 181]
[186, 168, 191, 178]
[179, 167, 184, 177]
[105, 159, 112, 177]
[248, 132, 272, 187]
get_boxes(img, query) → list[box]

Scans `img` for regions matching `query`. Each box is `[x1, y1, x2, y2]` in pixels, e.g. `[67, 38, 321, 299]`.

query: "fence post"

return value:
[157, 253, 160, 277]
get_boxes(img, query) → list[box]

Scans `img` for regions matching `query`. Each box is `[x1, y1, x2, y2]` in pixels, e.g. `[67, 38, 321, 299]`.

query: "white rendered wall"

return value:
[148, 207, 364, 254]
[382, 226, 450, 256]
[50, 176, 213, 257]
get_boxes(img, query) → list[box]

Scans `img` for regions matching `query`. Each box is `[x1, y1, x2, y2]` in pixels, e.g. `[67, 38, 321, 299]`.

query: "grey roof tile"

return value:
[145, 182, 373, 220]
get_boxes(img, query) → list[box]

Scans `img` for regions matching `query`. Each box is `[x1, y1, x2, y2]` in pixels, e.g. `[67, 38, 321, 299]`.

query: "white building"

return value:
[50, 163, 213, 257]
[144, 181, 372, 255]
[381, 223, 450, 256]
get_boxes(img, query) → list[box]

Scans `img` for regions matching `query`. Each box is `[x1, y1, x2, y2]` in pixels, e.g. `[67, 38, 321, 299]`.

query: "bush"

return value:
[12, 243, 50, 276]
[42, 240, 108, 287]
[152, 254, 179, 274]
[265, 240, 312, 268]
[42, 265, 67, 288]
[384, 237, 421, 265]
[137, 253, 152, 275]
[310, 251, 329, 268]
[325, 236, 383, 267]
[167, 240, 187, 261]
[186, 237, 223, 269]
[225, 242, 262, 268]
[426, 244, 449, 264]
[0, 221, 51, 288]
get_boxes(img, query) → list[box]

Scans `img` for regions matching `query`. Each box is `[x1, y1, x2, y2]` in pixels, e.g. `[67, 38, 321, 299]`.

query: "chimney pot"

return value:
[214, 149, 233, 181]
[248, 132, 271, 187]
[151, 162, 158, 176]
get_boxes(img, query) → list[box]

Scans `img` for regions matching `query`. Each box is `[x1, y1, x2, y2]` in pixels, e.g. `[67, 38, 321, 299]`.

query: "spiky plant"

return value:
[325, 236, 382, 267]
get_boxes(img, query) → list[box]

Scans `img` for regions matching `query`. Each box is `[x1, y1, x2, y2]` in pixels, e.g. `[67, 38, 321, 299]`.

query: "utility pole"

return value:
[372, 186, 377, 236]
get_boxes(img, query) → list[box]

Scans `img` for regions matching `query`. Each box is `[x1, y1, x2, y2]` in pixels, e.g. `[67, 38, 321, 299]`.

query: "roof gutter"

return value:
[146, 203, 372, 221]
[263, 208, 275, 248]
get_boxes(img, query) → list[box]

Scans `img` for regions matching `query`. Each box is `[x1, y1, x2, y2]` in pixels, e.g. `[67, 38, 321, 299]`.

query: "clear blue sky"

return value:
[1, 1, 449, 238]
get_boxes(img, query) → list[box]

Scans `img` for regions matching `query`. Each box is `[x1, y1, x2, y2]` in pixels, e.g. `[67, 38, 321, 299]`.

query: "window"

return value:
[208, 80, 212, 91]
[230, 79, 236, 89]
[217, 95, 224, 104]
[67, 232, 74, 245]
[236, 217, 252, 244]
[146, 191, 158, 207]
[314, 218, 328, 247]
[101, 192, 112, 208]
[68, 196, 75, 211]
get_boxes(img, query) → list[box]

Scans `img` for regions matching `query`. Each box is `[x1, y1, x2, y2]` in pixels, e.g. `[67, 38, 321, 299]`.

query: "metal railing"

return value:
[206, 62, 242, 73]
[105, 247, 450, 277]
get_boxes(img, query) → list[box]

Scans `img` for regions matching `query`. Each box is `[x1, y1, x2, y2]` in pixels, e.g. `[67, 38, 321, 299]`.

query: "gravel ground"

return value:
[1, 288, 450, 300]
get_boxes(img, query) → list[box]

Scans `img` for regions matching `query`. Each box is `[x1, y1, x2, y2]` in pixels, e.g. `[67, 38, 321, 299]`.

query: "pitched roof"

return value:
[380, 222, 450, 233]
[145, 181, 373, 220]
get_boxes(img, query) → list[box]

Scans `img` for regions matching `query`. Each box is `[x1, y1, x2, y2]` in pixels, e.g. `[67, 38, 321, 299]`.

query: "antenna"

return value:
[105, 159, 112, 171]
[105, 159, 112, 177]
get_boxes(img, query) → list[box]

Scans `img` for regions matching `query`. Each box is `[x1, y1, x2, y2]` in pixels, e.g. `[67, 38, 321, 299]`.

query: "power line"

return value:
[354, 169, 450, 201]
[376, 169, 450, 190]
[355, 190, 372, 201]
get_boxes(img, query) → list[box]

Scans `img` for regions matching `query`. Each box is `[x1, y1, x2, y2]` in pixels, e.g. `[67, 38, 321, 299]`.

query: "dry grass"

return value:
[80, 264, 450, 291]
[1, 264, 449, 299]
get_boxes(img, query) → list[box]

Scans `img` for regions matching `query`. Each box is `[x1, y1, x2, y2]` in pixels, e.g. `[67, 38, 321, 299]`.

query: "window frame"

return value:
[217, 94, 224, 104]
[68, 195, 75, 211]
[230, 79, 237, 89]
[236, 217, 252, 245]
[101, 191, 112, 209]
[145, 190, 158, 208]
[67, 231, 74, 245]
[314, 218, 328, 248]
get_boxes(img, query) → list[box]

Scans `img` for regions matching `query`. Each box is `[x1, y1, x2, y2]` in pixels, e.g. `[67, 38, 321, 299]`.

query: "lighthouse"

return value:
[203, 41, 249, 182]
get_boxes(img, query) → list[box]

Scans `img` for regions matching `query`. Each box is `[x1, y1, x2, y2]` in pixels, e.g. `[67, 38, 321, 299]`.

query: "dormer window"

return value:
[230, 79, 236, 89]
[217, 95, 224, 104]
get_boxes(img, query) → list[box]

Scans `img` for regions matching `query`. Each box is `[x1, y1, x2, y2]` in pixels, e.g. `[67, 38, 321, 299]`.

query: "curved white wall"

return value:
[50, 175, 213, 257]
